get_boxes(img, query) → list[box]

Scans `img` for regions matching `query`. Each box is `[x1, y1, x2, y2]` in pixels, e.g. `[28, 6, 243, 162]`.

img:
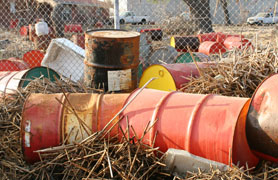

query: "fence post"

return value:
[114, 0, 120, 29]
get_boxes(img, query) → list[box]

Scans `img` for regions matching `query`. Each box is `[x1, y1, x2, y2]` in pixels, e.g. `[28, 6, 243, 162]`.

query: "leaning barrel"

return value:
[84, 29, 140, 92]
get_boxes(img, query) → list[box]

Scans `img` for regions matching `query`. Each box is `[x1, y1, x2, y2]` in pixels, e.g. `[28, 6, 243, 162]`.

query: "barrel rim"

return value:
[20, 93, 65, 163]
[85, 29, 140, 39]
[139, 64, 177, 90]
[248, 73, 276, 113]
[232, 99, 259, 167]
[246, 73, 277, 159]
[19, 66, 61, 88]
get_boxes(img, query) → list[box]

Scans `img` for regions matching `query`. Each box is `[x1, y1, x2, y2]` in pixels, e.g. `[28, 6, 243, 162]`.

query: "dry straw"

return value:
[180, 47, 278, 98]
[1, 48, 278, 179]
[0, 77, 169, 179]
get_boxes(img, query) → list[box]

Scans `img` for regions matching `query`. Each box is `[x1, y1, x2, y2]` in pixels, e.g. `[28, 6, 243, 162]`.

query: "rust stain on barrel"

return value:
[85, 30, 140, 68]
[84, 29, 140, 92]
[62, 94, 98, 144]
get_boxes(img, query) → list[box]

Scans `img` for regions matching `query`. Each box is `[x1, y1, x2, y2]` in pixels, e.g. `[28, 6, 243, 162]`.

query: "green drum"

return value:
[175, 52, 211, 63]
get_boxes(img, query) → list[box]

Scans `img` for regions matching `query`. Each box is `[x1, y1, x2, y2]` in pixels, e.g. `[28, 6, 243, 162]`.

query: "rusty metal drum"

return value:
[21, 93, 129, 163]
[84, 29, 140, 92]
[120, 89, 259, 168]
[246, 74, 278, 161]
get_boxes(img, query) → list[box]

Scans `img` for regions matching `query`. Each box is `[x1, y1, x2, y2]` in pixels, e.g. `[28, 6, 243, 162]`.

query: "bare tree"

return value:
[220, 0, 231, 25]
[183, 0, 213, 33]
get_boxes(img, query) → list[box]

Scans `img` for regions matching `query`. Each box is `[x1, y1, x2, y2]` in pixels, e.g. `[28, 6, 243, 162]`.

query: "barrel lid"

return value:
[246, 74, 278, 159]
[139, 64, 176, 91]
[86, 30, 140, 38]
[20, 67, 60, 87]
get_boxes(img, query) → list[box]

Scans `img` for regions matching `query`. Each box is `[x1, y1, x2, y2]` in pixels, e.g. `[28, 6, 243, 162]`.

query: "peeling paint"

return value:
[25, 120, 31, 147]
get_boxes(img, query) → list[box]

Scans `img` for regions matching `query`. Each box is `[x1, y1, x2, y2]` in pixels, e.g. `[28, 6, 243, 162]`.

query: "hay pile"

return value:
[180, 48, 278, 97]
[1, 47, 278, 179]
[1, 77, 278, 180]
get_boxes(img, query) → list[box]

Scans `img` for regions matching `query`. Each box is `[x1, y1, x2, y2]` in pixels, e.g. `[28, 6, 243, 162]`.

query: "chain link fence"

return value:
[0, 0, 277, 82]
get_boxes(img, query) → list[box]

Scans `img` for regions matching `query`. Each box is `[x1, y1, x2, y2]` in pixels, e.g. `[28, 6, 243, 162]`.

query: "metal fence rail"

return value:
[0, 0, 277, 83]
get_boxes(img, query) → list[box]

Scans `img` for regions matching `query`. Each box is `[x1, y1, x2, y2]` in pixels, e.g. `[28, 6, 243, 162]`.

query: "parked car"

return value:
[247, 12, 278, 25]
[118, 11, 150, 24]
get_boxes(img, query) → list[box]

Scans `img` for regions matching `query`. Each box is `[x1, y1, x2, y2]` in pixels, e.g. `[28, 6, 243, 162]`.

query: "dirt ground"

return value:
[0, 28, 34, 59]
[0, 24, 277, 61]
[214, 24, 278, 48]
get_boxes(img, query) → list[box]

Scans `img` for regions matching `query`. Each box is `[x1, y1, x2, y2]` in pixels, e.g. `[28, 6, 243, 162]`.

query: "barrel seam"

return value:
[84, 59, 139, 69]
[96, 93, 104, 131]
[149, 91, 177, 147]
[186, 94, 212, 151]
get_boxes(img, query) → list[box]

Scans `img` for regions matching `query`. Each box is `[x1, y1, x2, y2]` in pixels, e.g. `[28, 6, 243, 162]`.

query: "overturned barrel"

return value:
[224, 36, 252, 50]
[21, 93, 129, 163]
[198, 32, 218, 43]
[23, 50, 45, 68]
[84, 29, 140, 92]
[0, 67, 60, 95]
[120, 88, 259, 168]
[0, 58, 30, 71]
[246, 74, 278, 162]
[198, 41, 226, 55]
[170, 36, 200, 52]
[139, 63, 214, 91]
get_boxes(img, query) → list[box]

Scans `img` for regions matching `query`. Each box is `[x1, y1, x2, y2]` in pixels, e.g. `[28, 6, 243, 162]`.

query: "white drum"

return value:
[35, 20, 49, 36]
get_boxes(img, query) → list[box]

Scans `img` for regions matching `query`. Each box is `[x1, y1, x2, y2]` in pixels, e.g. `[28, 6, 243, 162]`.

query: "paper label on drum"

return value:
[108, 69, 132, 91]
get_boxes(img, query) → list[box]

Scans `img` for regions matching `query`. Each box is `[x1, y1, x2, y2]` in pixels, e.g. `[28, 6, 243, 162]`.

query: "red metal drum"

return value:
[198, 32, 218, 43]
[224, 36, 251, 50]
[140, 28, 163, 41]
[21, 93, 129, 163]
[120, 89, 259, 168]
[0, 58, 30, 71]
[198, 41, 226, 55]
[217, 33, 244, 43]
[9, 19, 19, 29]
[20, 26, 29, 37]
[246, 74, 278, 162]
[64, 24, 83, 33]
[23, 50, 44, 68]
